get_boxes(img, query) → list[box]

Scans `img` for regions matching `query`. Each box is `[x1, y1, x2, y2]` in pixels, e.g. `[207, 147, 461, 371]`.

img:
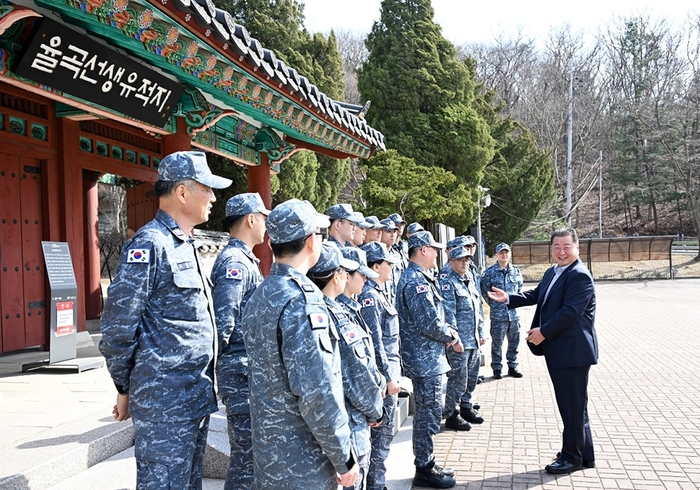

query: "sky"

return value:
[302, 0, 699, 46]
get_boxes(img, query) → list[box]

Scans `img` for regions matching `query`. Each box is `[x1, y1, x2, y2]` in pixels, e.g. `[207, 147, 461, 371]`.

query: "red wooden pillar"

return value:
[83, 171, 101, 320]
[249, 153, 272, 275]
[57, 118, 86, 331]
[162, 117, 191, 155]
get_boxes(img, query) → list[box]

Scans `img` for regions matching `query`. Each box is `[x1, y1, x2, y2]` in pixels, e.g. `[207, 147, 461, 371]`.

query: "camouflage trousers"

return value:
[411, 375, 442, 468]
[367, 393, 397, 490]
[343, 451, 369, 490]
[133, 415, 210, 490]
[223, 407, 253, 490]
[490, 319, 521, 371]
[443, 347, 481, 417]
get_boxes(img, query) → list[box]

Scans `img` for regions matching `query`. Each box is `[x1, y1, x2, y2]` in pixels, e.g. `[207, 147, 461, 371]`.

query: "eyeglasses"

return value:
[314, 228, 328, 240]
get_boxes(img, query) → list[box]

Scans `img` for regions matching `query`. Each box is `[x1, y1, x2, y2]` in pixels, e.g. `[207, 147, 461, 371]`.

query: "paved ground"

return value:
[1, 279, 699, 489]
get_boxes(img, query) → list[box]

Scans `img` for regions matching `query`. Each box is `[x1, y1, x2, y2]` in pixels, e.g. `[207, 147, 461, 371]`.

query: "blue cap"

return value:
[495, 242, 511, 253]
[158, 151, 232, 189]
[308, 242, 359, 274]
[225, 192, 271, 217]
[361, 241, 399, 264]
[463, 235, 477, 246]
[387, 213, 406, 225]
[266, 199, 330, 244]
[379, 218, 397, 231]
[446, 236, 469, 249]
[408, 231, 444, 250]
[406, 222, 424, 234]
[341, 247, 379, 279]
[327, 203, 362, 223]
[449, 247, 469, 260]
[364, 216, 385, 229]
[353, 212, 373, 229]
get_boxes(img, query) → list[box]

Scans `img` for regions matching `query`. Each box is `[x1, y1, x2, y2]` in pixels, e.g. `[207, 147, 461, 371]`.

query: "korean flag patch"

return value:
[361, 297, 375, 308]
[342, 327, 361, 344]
[127, 249, 150, 264]
[226, 268, 243, 280]
[439, 273, 448, 279]
[416, 284, 428, 294]
[309, 312, 329, 330]
[442, 284, 450, 291]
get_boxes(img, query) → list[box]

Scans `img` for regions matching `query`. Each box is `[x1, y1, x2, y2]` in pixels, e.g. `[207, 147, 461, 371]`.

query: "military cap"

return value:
[387, 213, 407, 225]
[266, 199, 330, 244]
[495, 242, 511, 253]
[463, 235, 477, 246]
[225, 192, 271, 217]
[446, 236, 469, 249]
[361, 241, 399, 265]
[406, 222, 424, 234]
[364, 216, 386, 229]
[379, 218, 397, 231]
[158, 151, 232, 189]
[449, 247, 469, 260]
[341, 247, 379, 279]
[309, 242, 359, 274]
[353, 212, 373, 229]
[327, 203, 363, 223]
[408, 230, 444, 250]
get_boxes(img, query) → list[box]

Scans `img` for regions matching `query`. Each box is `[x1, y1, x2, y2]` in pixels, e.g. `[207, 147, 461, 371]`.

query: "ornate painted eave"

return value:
[1, 0, 385, 161]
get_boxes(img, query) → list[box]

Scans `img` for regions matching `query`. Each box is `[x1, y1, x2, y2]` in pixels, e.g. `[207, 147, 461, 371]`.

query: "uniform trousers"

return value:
[367, 393, 397, 490]
[490, 319, 521, 371]
[411, 375, 442, 468]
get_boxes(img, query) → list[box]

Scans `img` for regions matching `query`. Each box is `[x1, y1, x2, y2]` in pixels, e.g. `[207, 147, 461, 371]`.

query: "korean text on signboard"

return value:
[13, 18, 184, 128]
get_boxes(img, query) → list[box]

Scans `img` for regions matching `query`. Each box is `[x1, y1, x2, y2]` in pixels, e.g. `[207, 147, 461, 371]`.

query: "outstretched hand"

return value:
[487, 286, 508, 303]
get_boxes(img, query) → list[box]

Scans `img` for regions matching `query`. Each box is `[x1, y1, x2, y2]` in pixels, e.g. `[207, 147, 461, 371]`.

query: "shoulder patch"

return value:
[442, 284, 450, 291]
[416, 284, 428, 294]
[361, 297, 375, 308]
[439, 273, 447, 279]
[226, 268, 243, 280]
[309, 312, 329, 330]
[341, 327, 361, 344]
[127, 249, 150, 264]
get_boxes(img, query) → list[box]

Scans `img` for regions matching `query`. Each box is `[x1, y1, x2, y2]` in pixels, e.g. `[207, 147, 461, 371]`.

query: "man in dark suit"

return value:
[487, 227, 598, 475]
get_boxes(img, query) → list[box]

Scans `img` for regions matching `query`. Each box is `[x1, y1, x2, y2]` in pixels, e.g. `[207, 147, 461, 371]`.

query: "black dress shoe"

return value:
[493, 370, 502, 379]
[555, 452, 595, 468]
[545, 459, 583, 474]
[508, 367, 524, 378]
[460, 407, 484, 424]
[444, 410, 471, 431]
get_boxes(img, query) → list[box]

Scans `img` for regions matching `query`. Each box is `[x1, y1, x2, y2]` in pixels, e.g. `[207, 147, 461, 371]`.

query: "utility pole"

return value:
[566, 61, 573, 226]
[598, 151, 603, 238]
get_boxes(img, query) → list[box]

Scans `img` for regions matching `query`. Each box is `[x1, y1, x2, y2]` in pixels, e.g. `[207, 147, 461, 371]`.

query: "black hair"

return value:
[307, 267, 342, 291]
[154, 179, 189, 197]
[367, 260, 384, 268]
[270, 235, 310, 258]
[408, 247, 420, 259]
[550, 227, 579, 245]
[223, 214, 247, 232]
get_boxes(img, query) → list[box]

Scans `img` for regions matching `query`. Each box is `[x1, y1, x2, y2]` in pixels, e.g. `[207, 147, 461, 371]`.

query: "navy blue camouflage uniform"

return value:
[481, 262, 523, 371]
[359, 277, 401, 490]
[440, 267, 484, 415]
[333, 294, 386, 490]
[211, 237, 262, 489]
[100, 209, 218, 490]
[397, 261, 457, 468]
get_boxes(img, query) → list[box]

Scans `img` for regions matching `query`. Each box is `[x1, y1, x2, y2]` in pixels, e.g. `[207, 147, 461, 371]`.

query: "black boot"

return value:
[413, 464, 456, 488]
[445, 410, 471, 431]
[460, 406, 484, 424]
[428, 459, 455, 477]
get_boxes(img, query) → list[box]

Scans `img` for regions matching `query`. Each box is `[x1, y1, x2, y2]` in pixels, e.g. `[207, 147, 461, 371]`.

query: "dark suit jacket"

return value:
[508, 258, 598, 368]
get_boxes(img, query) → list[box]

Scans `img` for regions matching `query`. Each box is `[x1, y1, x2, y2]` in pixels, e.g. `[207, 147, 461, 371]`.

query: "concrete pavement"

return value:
[1, 279, 699, 489]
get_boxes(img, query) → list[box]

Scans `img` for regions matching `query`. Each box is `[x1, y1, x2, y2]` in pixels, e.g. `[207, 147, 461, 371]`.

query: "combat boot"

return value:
[413, 464, 456, 488]
[460, 406, 484, 424]
[444, 410, 471, 431]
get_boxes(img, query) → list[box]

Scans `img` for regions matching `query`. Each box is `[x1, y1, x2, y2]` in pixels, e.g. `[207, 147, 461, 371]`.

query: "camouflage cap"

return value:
[495, 242, 511, 253]
[449, 247, 469, 260]
[406, 222, 424, 234]
[353, 212, 373, 229]
[446, 236, 469, 249]
[225, 192, 271, 217]
[387, 212, 407, 225]
[364, 216, 386, 229]
[379, 218, 397, 231]
[361, 241, 399, 265]
[408, 230, 444, 250]
[158, 151, 232, 189]
[341, 247, 379, 279]
[266, 199, 330, 244]
[327, 203, 362, 223]
[308, 242, 359, 274]
[463, 235, 477, 246]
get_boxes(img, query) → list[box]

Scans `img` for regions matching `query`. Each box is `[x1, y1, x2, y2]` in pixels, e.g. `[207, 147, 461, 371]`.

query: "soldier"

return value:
[387, 212, 409, 268]
[210, 192, 270, 489]
[397, 231, 462, 489]
[328, 203, 363, 246]
[308, 243, 385, 490]
[440, 247, 486, 430]
[380, 218, 401, 304]
[363, 216, 385, 244]
[241, 199, 358, 489]
[351, 212, 373, 247]
[99, 151, 231, 490]
[462, 234, 487, 386]
[439, 236, 469, 280]
[358, 241, 402, 490]
[405, 222, 424, 239]
[481, 242, 524, 379]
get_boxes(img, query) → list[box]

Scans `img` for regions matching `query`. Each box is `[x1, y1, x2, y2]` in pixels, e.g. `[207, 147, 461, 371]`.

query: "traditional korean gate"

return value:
[125, 182, 157, 233]
[0, 151, 46, 352]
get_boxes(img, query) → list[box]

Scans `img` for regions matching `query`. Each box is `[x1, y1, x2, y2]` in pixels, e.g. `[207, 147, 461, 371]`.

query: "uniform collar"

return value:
[227, 237, 259, 263]
[337, 293, 360, 311]
[155, 209, 189, 242]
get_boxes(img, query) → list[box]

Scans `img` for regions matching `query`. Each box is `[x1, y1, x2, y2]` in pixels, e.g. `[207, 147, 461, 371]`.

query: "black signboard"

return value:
[42, 241, 77, 288]
[14, 18, 184, 128]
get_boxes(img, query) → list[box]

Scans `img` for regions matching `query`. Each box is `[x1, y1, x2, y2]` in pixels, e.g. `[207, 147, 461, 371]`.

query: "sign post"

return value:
[22, 242, 103, 372]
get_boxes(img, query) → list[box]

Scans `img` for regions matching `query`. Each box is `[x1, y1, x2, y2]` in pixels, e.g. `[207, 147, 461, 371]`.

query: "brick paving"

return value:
[427, 278, 700, 490]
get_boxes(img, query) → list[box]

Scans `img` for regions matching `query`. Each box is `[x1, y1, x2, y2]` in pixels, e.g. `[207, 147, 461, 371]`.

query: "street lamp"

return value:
[476, 186, 491, 273]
